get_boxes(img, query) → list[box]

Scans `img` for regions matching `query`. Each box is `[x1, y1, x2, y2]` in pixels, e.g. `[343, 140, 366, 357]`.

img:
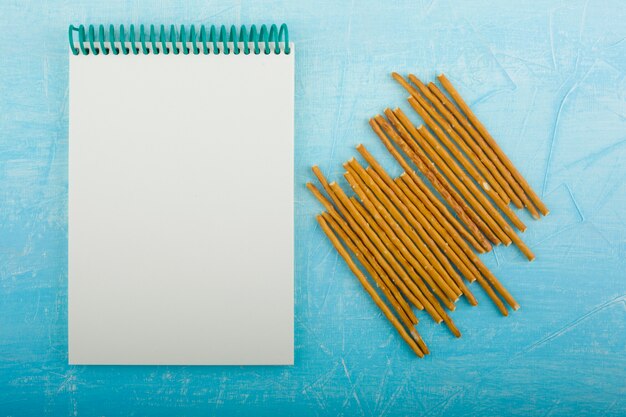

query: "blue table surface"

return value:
[0, 1, 624, 416]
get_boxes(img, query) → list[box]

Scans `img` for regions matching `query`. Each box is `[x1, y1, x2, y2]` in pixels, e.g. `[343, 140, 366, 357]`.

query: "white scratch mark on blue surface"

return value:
[564, 183, 585, 221]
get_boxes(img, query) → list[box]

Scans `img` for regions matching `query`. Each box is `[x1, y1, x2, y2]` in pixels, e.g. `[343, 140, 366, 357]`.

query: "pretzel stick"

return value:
[362, 160, 482, 284]
[396, 179, 510, 316]
[324, 177, 439, 314]
[417, 123, 535, 260]
[349, 197, 451, 321]
[349, 159, 478, 303]
[307, 182, 417, 320]
[361, 147, 485, 255]
[437, 74, 548, 217]
[405, 95, 527, 232]
[397, 175, 518, 313]
[396, 106, 532, 257]
[362, 166, 479, 305]
[368, 119, 487, 253]
[346, 160, 463, 298]
[374, 115, 496, 250]
[425, 82, 533, 215]
[309, 170, 425, 310]
[390, 175, 480, 282]
[394, 72, 519, 208]
[345, 172, 460, 304]
[387, 108, 510, 246]
[322, 212, 418, 327]
[316, 215, 425, 356]
[349, 197, 461, 336]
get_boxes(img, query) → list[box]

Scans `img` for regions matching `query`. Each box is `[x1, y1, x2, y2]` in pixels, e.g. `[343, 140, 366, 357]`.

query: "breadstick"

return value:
[307, 182, 417, 319]
[349, 196, 461, 336]
[387, 108, 510, 245]
[327, 180, 439, 315]
[396, 72, 521, 208]
[349, 197, 450, 320]
[365, 166, 479, 302]
[346, 160, 463, 296]
[308, 172, 424, 310]
[437, 74, 548, 217]
[390, 175, 480, 282]
[426, 82, 531, 213]
[316, 215, 425, 356]
[345, 171, 461, 301]
[348, 159, 478, 305]
[367, 120, 487, 253]
[405, 95, 526, 232]
[373, 115, 496, 249]
[397, 175, 519, 312]
[322, 212, 418, 327]
[416, 123, 535, 260]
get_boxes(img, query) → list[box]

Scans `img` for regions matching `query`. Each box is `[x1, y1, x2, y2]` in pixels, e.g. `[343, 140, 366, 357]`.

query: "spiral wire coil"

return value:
[69, 24, 290, 56]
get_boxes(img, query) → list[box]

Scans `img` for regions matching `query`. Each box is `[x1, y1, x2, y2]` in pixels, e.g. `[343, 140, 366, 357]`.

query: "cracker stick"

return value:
[345, 172, 461, 304]
[396, 105, 532, 256]
[368, 119, 488, 253]
[396, 72, 521, 208]
[364, 166, 479, 304]
[390, 175, 480, 282]
[316, 215, 425, 356]
[349, 198, 460, 337]
[372, 115, 495, 249]
[308, 171, 425, 310]
[323, 212, 418, 327]
[437, 74, 548, 217]
[348, 159, 477, 305]
[398, 175, 520, 311]
[405, 95, 526, 232]
[346, 160, 462, 296]
[401, 117, 536, 259]
[326, 178, 438, 314]
[307, 182, 417, 320]
[348, 197, 449, 322]
[426, 82, 532, 214]
[387, 108, 509, 245]
[417, 123, 536, 260]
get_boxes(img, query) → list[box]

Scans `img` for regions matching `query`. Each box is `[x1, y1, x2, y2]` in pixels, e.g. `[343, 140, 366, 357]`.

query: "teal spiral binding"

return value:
[68, 24, 290, 56]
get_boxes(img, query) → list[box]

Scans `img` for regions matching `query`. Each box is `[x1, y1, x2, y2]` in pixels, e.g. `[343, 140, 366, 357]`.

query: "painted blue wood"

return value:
[0, 1, 624, 415]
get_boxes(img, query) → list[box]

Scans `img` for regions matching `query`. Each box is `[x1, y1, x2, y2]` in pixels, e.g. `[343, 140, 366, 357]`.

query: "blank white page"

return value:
[68, 48, 294, 365]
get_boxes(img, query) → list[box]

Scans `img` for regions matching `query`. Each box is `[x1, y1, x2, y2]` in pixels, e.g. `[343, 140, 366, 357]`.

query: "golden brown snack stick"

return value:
[390, 175, 480, 282]
[396, 72, 522, 209]
[345, 171, 461, 303]
[348, 159, 478, 306]
[387, 108, 510, 245]
[427, 82, 533, 214]
[307, 173, 425, 310]
[316, 215, 425, 356]
[349, 197, 450, 321]
[394, 73, 514, 206]
[348, 202, 460, 337]
[396, 106, 534, 261]
[364, 165, 479, 304]
[367, 119, 487, 252]
[370, 116, 493, 252]
[322, 212, 418, 327]
[437, 74, 548, 217]
[327, 179, 438, 314]
[346, 160, 462, 297]
[307, 182, 418, 320]
[398, 175, 520, 312]
[405, 95, 526, 232]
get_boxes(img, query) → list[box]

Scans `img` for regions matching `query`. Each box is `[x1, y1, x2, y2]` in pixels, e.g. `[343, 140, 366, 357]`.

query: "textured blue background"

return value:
[0, 1, 625, 416]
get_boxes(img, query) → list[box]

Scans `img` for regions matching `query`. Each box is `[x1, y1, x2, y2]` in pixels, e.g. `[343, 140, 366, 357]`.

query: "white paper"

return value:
[68, 49, 294, 365]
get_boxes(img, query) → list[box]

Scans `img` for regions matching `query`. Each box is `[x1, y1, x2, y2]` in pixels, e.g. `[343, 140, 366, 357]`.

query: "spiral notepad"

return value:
[68, 24, 294, 365]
